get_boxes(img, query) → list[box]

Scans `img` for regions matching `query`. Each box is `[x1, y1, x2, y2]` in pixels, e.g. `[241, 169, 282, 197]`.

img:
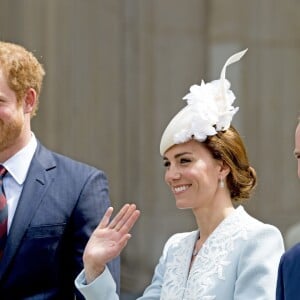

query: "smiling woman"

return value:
[75, 50, 285, 300]
[163, 140, 229, 211]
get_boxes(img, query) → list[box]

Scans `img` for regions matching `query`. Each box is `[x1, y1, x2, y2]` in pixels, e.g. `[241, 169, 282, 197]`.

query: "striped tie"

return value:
[0, 166, 8, 260]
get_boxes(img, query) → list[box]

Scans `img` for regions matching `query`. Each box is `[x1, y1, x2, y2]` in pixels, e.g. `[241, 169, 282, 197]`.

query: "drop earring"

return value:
[219, 178, 224, 188]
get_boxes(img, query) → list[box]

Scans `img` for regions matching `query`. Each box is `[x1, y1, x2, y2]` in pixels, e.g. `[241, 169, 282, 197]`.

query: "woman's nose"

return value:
[165, 166, 181, 182]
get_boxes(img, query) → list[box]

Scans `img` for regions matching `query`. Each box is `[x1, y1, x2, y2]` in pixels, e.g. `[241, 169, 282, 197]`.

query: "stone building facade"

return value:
[0, 0, 299, 295]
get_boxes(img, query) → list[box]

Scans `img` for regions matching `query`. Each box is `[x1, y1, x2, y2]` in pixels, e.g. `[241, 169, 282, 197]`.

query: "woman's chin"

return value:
[175, 200, 191, 210]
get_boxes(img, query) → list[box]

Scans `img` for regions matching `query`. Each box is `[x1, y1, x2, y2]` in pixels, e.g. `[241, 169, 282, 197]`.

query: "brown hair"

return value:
[204, 126, 257, 202]
[0, 41, 45, 116]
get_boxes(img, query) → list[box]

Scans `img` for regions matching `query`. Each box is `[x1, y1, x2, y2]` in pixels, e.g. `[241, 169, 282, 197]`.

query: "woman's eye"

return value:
[180, 158, 191, 164]
[163, 161, 170, 167]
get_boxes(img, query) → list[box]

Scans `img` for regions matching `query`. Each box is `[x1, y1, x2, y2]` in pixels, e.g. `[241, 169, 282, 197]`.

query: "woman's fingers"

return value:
[118, 210, 140, 235]
[117, 234, 131, 250]
[108, 204, 131, 229]
[98, 207, 114, 229]
[114, 204, 138, 231]
[98, 204, 140, 234]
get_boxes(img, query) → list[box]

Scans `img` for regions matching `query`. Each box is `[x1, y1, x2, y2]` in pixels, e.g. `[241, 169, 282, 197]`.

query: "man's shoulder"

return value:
[282, 242, 300, 263]
[36, 142, 103, 175]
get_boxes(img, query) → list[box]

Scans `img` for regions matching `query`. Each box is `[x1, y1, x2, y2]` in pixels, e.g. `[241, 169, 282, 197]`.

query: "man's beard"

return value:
[0, 117, 23, 153]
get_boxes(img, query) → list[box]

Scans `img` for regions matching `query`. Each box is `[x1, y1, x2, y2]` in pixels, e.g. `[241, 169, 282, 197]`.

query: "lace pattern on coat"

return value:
[160, 207, 251, 300]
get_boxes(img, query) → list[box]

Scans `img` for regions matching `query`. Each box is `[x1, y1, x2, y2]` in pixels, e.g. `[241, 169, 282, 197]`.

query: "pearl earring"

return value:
[219, 178, 224, 188]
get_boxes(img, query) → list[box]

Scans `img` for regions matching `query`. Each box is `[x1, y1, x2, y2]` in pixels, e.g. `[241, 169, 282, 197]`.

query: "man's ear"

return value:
[23, 88, 37, 114]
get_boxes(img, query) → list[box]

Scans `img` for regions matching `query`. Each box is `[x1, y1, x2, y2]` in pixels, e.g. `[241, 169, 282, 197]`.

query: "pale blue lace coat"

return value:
[76, 206, 284, 300]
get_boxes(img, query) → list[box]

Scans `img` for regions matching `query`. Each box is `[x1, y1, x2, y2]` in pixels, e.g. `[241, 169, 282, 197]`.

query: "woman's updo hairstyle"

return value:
[204, 126, 256, 202]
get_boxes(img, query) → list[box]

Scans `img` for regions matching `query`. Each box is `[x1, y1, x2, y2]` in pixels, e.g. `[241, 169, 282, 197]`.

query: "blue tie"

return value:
[0, 166, 8, 259]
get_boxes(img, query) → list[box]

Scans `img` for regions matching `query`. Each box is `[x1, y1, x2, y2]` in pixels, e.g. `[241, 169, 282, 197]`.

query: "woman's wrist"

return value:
[84, 263, 105, 284]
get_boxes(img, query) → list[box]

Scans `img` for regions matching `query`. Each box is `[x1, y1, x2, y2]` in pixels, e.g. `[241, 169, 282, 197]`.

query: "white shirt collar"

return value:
[3, 133, 38, 185]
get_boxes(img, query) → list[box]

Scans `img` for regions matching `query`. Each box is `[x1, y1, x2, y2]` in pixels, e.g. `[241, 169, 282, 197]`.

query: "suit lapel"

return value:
[0, 142, 56, 278]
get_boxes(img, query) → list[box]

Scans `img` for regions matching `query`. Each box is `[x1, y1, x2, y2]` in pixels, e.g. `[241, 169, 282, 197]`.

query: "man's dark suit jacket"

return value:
[0, 142, 120, 299]
[276, 243, 300, 300]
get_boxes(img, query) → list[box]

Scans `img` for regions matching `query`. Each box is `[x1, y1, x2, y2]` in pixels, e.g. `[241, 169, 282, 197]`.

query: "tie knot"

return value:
[0, 166, 7, 178]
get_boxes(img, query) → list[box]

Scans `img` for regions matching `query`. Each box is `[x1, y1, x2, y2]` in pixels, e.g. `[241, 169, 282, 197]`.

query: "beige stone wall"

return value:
[0, 0, 299, 294]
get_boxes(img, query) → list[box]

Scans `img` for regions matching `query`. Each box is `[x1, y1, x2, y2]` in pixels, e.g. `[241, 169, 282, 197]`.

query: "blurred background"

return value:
[0, 0, 299, 298]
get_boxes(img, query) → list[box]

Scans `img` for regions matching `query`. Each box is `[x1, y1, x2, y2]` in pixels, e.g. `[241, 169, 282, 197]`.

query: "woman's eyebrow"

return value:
[174, 152, 192, 158]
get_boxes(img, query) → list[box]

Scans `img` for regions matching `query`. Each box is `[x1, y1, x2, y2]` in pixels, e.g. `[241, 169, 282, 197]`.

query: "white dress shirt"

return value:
[2, 133, 37, 231]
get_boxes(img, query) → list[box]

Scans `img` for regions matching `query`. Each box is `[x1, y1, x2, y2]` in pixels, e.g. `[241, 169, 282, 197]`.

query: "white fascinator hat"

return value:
[159, 49, 248, 156]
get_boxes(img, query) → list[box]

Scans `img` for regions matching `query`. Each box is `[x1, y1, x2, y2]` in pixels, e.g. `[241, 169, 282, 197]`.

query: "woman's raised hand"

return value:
[83, 204, 140, 284]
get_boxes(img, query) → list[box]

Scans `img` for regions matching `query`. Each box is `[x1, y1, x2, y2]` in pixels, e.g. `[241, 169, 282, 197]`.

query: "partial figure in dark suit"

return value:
[0, 41, 120, 299]
[276, 118, 300, 300]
